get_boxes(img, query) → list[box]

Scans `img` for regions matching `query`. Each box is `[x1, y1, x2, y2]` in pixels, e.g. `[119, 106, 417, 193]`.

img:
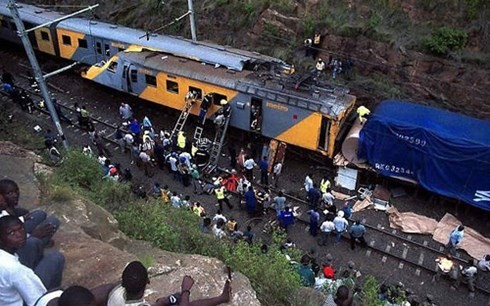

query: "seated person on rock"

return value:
[0, 179, 60, 247]
[98, 261, 231, 306]
[0, 215, 64, 306]
[33, 285, 96, 306]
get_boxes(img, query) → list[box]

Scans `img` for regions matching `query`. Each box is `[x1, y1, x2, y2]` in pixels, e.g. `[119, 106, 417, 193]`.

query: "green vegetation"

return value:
[27, 139, 415, 305]
[116, 201, 302, 305]
[424, 26, 468, 56]
[361, 276, 382, 306]
[47, 150, 133, 209]
[44, 150, 301, 305]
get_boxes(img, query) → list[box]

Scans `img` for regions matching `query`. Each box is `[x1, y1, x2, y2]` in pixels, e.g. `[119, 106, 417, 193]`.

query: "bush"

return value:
[49, 149, 133, 209]
[424, 27, 468, 56]
[115, 201, 301, 305]
[361, 276, 382, 306]
[56, 150, 104, 189]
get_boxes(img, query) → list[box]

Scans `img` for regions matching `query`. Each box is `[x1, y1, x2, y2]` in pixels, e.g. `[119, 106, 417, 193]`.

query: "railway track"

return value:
[2, 46, 490, 305]
[245, 180, 490, 297]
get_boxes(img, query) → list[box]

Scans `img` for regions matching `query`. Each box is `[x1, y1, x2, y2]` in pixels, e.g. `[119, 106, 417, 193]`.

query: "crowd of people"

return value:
[3, 67, 489, 306]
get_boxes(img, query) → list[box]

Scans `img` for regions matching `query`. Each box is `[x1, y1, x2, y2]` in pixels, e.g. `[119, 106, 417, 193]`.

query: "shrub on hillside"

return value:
[115, 201, 301, 305]
[424, 26, 468, 56]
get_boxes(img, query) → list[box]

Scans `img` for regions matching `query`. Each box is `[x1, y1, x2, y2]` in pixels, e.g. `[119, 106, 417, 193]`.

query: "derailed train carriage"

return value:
[1, 1, 489, 211]
[0, 0, 357, 159]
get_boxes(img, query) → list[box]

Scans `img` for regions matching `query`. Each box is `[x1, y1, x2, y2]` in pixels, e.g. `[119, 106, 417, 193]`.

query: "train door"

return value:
[121, 63, 138, 93]
[94, 38, 111, 62]
[250, 97, 263, 133]
[318, 116, 331, 151]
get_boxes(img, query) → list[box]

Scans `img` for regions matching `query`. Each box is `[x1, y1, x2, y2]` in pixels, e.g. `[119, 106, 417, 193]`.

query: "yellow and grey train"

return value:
[0, 1, 356, 158]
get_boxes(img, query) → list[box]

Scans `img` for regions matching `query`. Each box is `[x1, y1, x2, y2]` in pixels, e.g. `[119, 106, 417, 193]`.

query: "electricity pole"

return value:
[8, 0, 99, 149]
[187, 0, 197, 41]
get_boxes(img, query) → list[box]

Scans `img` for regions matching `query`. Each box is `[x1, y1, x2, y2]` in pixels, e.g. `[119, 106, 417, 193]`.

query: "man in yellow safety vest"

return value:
[215, 186, 233, 211]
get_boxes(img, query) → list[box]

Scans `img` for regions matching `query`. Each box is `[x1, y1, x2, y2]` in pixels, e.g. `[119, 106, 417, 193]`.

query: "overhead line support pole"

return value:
[187, 0, 197, 41]
[8, 0, 99, 149]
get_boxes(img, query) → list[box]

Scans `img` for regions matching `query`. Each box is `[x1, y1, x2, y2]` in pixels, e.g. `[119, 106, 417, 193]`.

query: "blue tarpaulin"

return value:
[358, 100, 490, 211]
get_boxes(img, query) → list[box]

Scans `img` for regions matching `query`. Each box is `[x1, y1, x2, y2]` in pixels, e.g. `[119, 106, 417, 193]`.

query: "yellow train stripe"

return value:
[276, 113, 321, 151]
[56, 28, 86, 59]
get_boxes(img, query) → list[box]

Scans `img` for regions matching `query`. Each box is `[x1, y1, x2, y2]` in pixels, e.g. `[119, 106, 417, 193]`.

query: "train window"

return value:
[145, 74, 157, 87]
[166, 80, 179, 94]
[130, 70, 138, 82]
[211, 93, 227, 105]
[188, 86, 202, 100]
[62, 35, 72, 46]
[78, 38, 88, 48]
[96, 42, 102, 54]
[104, 44, 110, 56]
[40, 31, 49, 41]
[108, 61, 118, 73]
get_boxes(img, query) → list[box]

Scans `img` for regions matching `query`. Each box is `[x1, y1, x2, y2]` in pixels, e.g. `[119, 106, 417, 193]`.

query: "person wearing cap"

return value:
[322, 262, 336, 280]
[333, 211, 348, 244]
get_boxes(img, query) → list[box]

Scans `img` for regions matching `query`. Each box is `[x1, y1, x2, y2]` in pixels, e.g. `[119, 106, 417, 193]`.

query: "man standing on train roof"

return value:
[356, 105, 371, 125]
[312, 32, 322, 59]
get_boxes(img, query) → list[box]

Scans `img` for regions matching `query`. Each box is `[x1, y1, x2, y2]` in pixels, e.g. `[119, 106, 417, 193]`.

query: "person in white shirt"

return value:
[0, 215, 47, 306]
[478, 254, 490, 272]
[304, 173, 314, 198]
[243, 156, 256, 182]
[213, 210, 227, 224]
[272, 162, 282, 188]
[212, 219, 227, 240]
[319, 217, 335, 246]
[333, 211, 348, 244]
[322, 188, 335, 206]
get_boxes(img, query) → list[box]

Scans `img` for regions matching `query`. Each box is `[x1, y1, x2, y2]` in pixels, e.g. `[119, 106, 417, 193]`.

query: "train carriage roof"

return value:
[0, 1, 285, 71]
[119, 50, 355, 118]
[0, 0, 287, 71]
[58, 18, 286, 72]
[0, 1, 65, 26]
